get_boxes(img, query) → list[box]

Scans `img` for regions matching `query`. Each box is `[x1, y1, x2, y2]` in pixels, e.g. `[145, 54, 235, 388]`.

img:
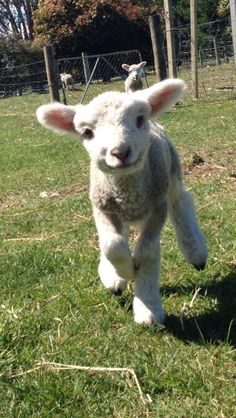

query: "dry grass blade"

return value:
[4, 228, 78, 242]
[10, 361, 150, 405]
[189, 287, 201, 308]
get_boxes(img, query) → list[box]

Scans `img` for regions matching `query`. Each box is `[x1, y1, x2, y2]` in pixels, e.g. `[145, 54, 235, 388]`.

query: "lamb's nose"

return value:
[111, 146, 131, 163]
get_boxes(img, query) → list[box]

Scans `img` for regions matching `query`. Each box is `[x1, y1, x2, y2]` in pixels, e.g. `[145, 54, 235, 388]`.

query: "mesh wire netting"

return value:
[0, 41, 235, 104]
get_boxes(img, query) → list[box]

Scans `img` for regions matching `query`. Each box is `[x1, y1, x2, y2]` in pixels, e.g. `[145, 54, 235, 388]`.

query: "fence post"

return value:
[82, 52, 91, 84]
[213, 36, 221, 66]
[190, 0, 198, 98]
[148, 15, 167, 81]
[223, 46, 228, 63]
[198, 50, 202, 66]
[230, 0, 236, 67]
[43, 45, 60, 102]
[164, 0, 177, 78]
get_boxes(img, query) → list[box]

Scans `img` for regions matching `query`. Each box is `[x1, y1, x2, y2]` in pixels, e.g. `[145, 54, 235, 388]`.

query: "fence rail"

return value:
[0, 33, 235, 103]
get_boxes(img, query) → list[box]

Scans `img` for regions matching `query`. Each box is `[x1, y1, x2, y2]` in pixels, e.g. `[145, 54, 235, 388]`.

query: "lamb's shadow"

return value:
[162, 270, 236, 346]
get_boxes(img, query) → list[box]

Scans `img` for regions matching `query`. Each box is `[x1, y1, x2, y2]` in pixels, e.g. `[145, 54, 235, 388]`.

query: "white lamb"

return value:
[36, 79, 207, 326]
[60, 73, 74, 91]
[122, 61, 147, 93]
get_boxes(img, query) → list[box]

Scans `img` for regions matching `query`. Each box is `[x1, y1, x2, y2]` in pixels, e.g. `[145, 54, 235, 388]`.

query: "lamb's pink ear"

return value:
[140, 79, 186, 116]
[122, 64, 130, 72]
[36, 103, 77, 134]
[139, 61, 147, 68]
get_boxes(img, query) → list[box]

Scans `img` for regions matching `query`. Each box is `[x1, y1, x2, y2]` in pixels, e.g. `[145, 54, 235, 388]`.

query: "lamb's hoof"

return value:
[134, 310, 165, 326]
[193, 262, 206, 271]
[109, 287, 123, 296]
[133, 297, 165, 326]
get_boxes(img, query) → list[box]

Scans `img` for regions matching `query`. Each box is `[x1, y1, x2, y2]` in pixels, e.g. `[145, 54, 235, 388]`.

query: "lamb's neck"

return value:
[106, 164, 150, 193]
[90, 161, 154, 221]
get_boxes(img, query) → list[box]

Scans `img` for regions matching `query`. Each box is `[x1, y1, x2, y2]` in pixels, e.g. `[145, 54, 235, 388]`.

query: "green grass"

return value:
[0, 83, 235, 418]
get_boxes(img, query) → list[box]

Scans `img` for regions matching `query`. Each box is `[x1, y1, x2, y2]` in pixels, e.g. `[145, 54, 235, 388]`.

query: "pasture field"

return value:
[0, 82, 235, 417]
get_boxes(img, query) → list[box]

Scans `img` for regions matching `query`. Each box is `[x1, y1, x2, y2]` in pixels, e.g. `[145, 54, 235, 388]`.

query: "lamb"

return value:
[122, 61, 147, 93]
[60, 73, 74, 91]
[36, 79, 208, 326]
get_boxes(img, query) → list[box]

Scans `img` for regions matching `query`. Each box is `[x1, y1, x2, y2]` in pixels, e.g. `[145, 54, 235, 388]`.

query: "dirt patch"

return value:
[184, 162, 228, 177]
[0, 194, 27, 211]
[0, 184, 88, 211]
[183, 152, 235, 180]
[39, 184, 88, 199]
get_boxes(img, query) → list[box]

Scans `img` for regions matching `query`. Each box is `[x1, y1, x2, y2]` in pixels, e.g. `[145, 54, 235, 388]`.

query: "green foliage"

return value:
[0, 36, 43, 68]
[33, 0, 160, 58]
[217, 0, 230, 17]
[0, 0, 232, 67]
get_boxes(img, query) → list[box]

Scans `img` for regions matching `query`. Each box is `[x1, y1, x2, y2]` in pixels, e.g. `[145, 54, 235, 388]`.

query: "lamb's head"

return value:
[36, 79, 186, 176]
[122, 61, 146, 81]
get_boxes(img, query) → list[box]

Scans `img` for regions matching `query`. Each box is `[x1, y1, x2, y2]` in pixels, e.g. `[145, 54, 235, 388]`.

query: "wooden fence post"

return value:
[82, 52, 91, 85]
[164, 0, 177, 78]
[190, 0, 198, 98]
[230, 0, 236, 67]
[148, 15, 167, 81]
[43, 45, 60, 102]
[213, 36, 221, 66]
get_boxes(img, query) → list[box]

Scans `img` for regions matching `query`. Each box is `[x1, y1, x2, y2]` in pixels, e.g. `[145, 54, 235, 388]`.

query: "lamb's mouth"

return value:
[106, 153, 143, 171]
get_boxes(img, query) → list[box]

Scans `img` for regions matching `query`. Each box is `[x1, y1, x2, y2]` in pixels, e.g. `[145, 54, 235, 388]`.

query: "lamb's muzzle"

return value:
[110, 146, 131, 165]
[36, 79, 208, 326]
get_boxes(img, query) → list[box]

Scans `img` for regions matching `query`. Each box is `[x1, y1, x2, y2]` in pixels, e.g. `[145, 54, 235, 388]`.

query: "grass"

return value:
[0, 79, 235, 417]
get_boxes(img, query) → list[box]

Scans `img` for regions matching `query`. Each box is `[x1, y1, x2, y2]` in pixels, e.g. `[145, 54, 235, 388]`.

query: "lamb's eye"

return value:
[83, 128, 94, 139]
[136, 115, 144, 128]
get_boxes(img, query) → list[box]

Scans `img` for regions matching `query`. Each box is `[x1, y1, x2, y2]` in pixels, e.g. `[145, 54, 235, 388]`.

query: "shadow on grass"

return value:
[163, 270, 236, 346]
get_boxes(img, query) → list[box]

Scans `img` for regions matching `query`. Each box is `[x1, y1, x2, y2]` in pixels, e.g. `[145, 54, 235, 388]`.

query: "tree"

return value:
[0, 35, 42, 66]
[217, 0, 230, 17]
[0, 0, 39, 40]
[33, 0, 161, 57]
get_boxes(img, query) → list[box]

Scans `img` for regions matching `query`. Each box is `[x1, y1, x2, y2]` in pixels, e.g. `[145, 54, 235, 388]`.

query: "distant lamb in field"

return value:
[122, 61, 147, 93]
[60, 73, 74, 91]
[36, 79, 208, 326]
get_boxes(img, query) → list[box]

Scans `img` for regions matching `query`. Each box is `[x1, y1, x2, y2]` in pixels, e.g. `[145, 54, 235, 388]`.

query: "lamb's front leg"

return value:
[133, 207, 167, 326]
[94, 209, 134, 295]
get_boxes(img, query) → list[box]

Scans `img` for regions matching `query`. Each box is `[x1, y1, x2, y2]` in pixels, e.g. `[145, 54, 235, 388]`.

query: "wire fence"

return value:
[0, 18, 235, 103]
[0, 59, 47, 97]
[0, 50, 143, 102]
[57, 49, 144, 104]
[161, 15, 236, 100]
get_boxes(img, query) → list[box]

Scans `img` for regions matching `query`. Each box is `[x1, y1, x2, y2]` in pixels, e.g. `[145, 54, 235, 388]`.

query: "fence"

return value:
[0, 49, 144, 103]
[0, 59, 47, 96]
[0, 21, 235, 103]
[57, 49, 145, 104]
[57, 40, 236, 104]
[162, 16, 236, 99]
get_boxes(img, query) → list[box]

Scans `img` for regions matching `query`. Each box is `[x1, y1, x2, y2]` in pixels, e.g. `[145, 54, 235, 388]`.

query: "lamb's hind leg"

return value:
[168, 178, 208, 270]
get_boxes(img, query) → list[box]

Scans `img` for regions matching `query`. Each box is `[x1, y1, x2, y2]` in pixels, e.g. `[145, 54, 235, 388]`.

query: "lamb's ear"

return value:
[36, 102, 77, 134]
[139, 61, 147, 68]
[140, 79, 186, 116]
[122, 64, 130, 72]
